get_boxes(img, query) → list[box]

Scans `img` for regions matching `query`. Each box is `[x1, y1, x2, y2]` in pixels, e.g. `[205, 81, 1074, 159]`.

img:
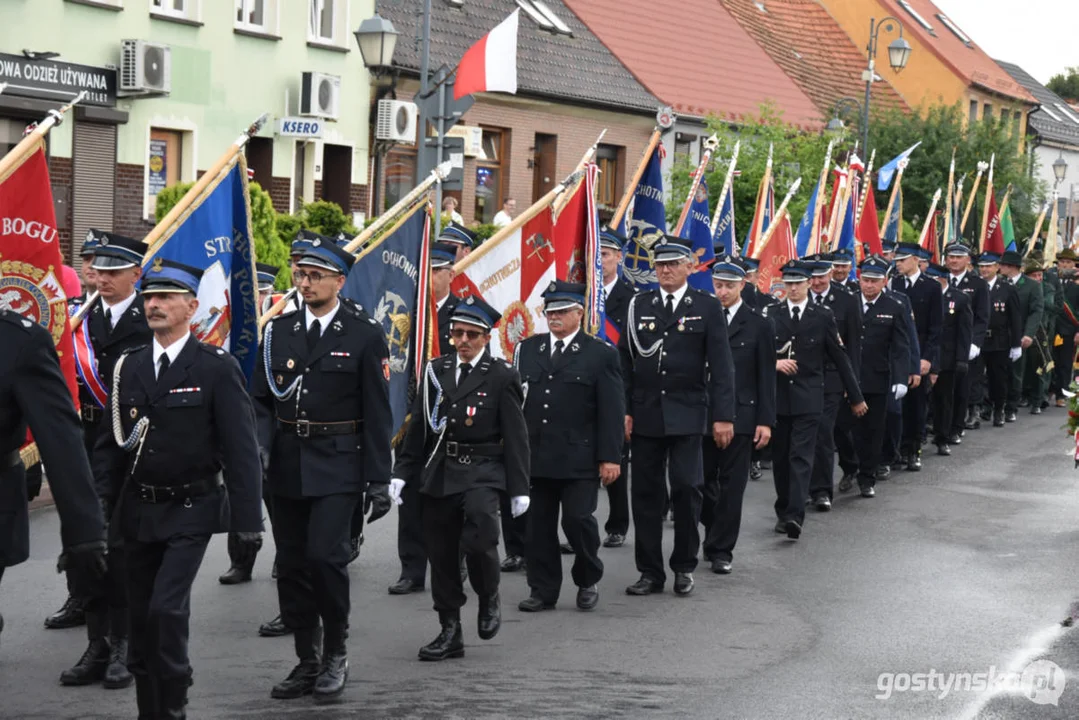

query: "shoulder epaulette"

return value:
[0, 309, 35, 331]
[199, 343, 229, 358]
[120, 344, 149, 356]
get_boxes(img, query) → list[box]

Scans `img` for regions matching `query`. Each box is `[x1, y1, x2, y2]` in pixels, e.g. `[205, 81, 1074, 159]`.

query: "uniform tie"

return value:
[791, 305, 800, 323]
[724, 308, 731, 324]
[104, 308, 113, 336]
[306, 320, 321, 352]
[157, 354, 170, 382]
[552, 339, 565, 366]
[457, 361, 472, 385]
[950, 277, 958, 288]
[815, 294, 824, 306]
[665, 293, 675, 315]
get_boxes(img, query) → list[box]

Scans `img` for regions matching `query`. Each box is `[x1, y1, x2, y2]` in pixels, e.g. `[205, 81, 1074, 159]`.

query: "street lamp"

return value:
[354, 14, 399, 73]
[1053, 153, 1068, 184]
[861, 17, 911, 155]
[827, 97, 862, 137]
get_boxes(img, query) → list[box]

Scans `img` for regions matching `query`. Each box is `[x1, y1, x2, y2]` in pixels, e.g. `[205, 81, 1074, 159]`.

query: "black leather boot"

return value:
[313, 623, 349, 701]
[159, 675, 188, 720]
[44, 594, 86, 629]
[103, 607, 133, 689]
[218, 533, 258, 585]
[270, 626, 322, 699]
[134, 675, 158, 720]
[477, 591, 501, 640]
[418, 611, 464, 661]
[59, 610, 110, 685]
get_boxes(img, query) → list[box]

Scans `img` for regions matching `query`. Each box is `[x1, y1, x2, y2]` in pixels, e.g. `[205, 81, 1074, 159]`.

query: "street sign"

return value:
[421, 135, 464, 191]
[415, 64, 475, 181]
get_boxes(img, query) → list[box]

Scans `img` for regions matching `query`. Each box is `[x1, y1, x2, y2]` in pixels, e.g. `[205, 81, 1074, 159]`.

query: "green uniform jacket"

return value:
[1013, 274, 1044, 340]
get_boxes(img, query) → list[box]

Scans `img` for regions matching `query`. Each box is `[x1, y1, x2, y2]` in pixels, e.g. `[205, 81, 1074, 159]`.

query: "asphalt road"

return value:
[3, 409, 1079, 719]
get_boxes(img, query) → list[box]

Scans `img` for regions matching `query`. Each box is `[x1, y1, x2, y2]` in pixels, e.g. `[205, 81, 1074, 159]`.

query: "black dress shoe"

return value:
[749, 461, 763, 480]
[785, 520, 802, 540]
[576, 586, 599, 611]
[44, 595, 86, 629]
[313, 653, 348, 701]
[478, 592, 501, 640]
[876, 466, 891, 479]
[518, 595, 556, 612]
[947, 434, 962, 445]
[774, 519, 787, 534]
[259, 614, 292, 638]
[418, 612, 464, 661]
[710, 559, 732, 574]
[936, 443, 951, 456]
[906, 453, 922, 471]
[965, 418, 981, 430]
[59, 638, 110, 685]
[861, 486, 876, 498]
[559, 542, 574, 555]
[602, 533, 625, 548]
[813, 495, 832, 511]
[218, 565, 253, 585]
[388, 578, 425, 595]
[500, 555, 525, 572]
[1031, 406, 1043, 415]
[270, 628, 321, 699]
[1005, 411, 1017, 423]
[625, 576, 663, 595]
[1018, 398, 1031, 408]
[993, 411, 1005, 427]
[673, 572, 694, 596]
[838, 472, 856, 493]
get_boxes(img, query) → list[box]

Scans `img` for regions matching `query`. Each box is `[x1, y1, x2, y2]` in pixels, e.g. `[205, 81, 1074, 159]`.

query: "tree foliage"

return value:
[1047, 66, 1079, 103]
[664, 102, 1047, 252]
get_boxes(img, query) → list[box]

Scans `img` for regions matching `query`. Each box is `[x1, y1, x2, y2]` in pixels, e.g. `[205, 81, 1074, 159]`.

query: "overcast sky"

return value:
[930, 0, 1078, 84]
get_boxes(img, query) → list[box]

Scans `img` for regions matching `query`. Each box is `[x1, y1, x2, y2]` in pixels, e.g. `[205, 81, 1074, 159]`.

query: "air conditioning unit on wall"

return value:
[120, 40, 171, 94]
[300, 71, 341, 120]
[375, 99, 418, 144]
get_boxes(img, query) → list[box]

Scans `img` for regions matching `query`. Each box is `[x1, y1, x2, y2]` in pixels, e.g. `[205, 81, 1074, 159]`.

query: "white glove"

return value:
[511, 495, 530, 518]
[968, 345, 980, 361]
[892, 384, 908, 400]
[1009, 347, 1022, 362]
[388, 478, 405, 506]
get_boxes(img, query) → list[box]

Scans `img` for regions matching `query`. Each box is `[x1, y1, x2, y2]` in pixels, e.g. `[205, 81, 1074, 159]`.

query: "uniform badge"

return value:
[286, 358, 295, 369]
[276, 375, 284, 384]
[382, 358, 391, 381]
[649, 322, 656, 331]
[152, 257, 164, 272]
[465, 406, 476, 426]
[678, 323, 685, 331]
[130, 408, 138, 418]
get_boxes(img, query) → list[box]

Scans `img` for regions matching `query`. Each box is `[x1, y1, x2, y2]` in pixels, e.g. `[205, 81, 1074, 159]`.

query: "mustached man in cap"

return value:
[252, 237, 394, 701]
[975, 253, 1023, 427]
[804, 254, 862, 510]
[770, 261, 865, 536]
[889, 242, 942, 472]
[998, 250, 1044, 421]
[57, 231, 152, 688]
[830, 248, 860, 295]
[597, 229, 635, 547]
[849, 256, 910, 497]
[619, 235, 736, 595]
[513, 281, 624, 612]
[944, 243, 991, 432]
[924, 263, 972, 455]
[701, 257, 774, 573]
[389, 295, 530, 660]
[91, 258, 263, 717]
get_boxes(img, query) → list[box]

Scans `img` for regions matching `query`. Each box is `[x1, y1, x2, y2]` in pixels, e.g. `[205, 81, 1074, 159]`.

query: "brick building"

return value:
[375, 0, 659, 225]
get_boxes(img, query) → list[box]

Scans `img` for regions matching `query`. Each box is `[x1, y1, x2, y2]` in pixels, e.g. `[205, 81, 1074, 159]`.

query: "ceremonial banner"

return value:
[552, 163, 601, 335]
[743, 173, 774, 257]
[713, 184, 737, 256]
[621, 146, 666, 289]
[794, 180, 821, 258]
[757, 213, 795, 300]
[451, 208, 555, 358]
[343, 203, 430, 431]
[878, 142, 921, 191]
[677, 179, 716, 291]
[882, 185, 902, 245]
[982, 192, 1005, 255]
[1002, 205, 1016, 252]
[145, 156, 259, 380]
[833, 194, 857, 277]
[858, 187, 883, 257]
[0, 143, 77, 403]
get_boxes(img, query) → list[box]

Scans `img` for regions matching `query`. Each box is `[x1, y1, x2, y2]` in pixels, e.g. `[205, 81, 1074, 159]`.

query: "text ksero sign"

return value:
[0, 53, 117, 107]
[277, 117, 324, 139]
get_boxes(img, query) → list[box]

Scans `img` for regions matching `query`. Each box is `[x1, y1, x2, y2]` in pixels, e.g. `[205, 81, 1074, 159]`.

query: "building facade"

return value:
[0, 0, 377, 263]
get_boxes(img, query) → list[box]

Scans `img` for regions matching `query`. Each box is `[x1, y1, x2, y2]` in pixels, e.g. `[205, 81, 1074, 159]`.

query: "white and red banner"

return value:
[454, 9, 520, 100]
[451, 207, 555, 358]
[0, 143, 78, 404]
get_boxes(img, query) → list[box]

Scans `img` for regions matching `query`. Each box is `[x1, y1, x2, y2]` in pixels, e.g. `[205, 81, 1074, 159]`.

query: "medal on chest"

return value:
[465, 406, 476, 426]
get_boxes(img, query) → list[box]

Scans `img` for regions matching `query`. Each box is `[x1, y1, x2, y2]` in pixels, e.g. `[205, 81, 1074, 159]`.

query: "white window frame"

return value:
[235, 0, 278, 34]
[150, 0, 200, 22]
[67, 0, 124, 7]
[308, 0, 349, 48]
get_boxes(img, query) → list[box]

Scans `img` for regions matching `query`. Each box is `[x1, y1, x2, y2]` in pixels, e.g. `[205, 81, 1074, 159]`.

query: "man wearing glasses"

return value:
[252, 237, 393, 702]
[389, 295, 530, 661]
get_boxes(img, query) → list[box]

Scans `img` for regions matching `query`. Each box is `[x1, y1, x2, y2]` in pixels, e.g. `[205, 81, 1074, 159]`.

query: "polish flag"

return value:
[454, 10, 520, 100]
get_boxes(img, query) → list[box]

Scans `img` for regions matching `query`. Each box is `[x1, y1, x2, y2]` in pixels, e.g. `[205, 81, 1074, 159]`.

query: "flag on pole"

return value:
[757, 212, 795, 299]
[450, 208, 555, 358]
[678, 179, 716, 291]
[0, 142, 78, 403]
[342, 202, 431, 432]
[877, 142, 922, 191]
[794, 180, 821, 259]
[743, 172, 774, 257]
[1002, 205, 1016, 252]
[920, 211, 940, 263]
[144, 155, 259, 380]
[857, 185, 883, 257]
[621, 145, 666, 289]
[833, 193, 857, 269]
[454, 9, 519, 100]
[982, 192, 1005, 255]
[552, 163, 601, 334]
[712, 183, 737, 256]
[882, 186, 902, 245]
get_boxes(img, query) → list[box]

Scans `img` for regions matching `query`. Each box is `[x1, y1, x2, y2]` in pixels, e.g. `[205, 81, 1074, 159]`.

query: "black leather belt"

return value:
[81, 404, 103, 423]
[2, 449, 20, 469]
[277, 418, 363, 438]
[136, 475, 222, 504]
[444, 441, 503, 464]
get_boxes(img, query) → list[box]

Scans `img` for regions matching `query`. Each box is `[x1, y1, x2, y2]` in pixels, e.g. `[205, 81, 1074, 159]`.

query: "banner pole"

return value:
[608, 128, 662, 231]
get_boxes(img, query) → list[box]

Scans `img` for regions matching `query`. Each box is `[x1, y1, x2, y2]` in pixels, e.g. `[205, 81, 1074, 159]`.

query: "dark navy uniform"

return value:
[619, 257, 736, 590]
[0, 312, 106, 641]
[770, 289, 863, 529]
[982, 272, 1023, 422]
[392, 295, 529, 657]
[948, 260, 991, 432]
[929, 268, 973, 450]
[93, 259, 262, 716]
[515, 315, 624, 606]
[599, 272, 635, 543]
[701, 265, 775, 567]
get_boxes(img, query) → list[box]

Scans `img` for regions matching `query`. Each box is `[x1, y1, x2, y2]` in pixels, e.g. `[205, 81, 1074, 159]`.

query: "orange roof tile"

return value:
[720, 0, 909, 120]
[561, 0, 824, 129]
[876, 0, 1035, 104]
